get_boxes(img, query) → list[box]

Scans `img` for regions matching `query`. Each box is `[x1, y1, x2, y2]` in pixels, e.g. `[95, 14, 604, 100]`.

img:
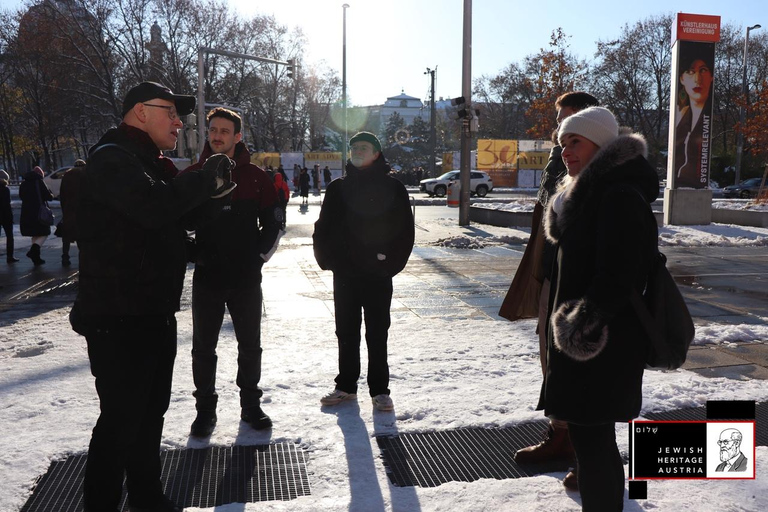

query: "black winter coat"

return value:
[313, 156, 414, 278]
[19, 171, 53, 236]
[538, 133, 659, 425]
[185, 141, 281, 288]
[73, 124, 218, 317]
[0, 182, 12, 225]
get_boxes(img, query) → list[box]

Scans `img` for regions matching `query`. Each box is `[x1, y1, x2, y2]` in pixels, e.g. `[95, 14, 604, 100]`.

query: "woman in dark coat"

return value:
[541, 107, 659, 511]
[299, 167, 310, 204]
[19, 166, 54, 265]
[0, 169, 18, 262]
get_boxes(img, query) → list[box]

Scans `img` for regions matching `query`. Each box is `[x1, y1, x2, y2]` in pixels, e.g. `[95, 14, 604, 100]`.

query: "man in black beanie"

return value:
[313, 131, 414, 412]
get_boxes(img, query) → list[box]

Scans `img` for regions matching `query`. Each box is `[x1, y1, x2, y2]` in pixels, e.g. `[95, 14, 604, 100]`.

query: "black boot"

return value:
[26, 244, 45, 265]
[62, 253, 71, 266]
[190, 410, 217, 437]
[241, 405, 272, 430]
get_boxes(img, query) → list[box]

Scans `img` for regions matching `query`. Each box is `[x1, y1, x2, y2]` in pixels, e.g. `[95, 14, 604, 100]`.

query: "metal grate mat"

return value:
[376, 420, 575, 487]
[21, 443, 310, 512]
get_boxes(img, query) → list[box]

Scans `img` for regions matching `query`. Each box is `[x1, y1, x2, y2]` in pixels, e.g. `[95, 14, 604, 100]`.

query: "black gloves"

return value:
[204, 154, 237, 198]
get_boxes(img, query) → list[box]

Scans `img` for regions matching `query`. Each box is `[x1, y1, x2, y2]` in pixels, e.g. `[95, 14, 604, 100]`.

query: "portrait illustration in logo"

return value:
[715, 428, 748, 472]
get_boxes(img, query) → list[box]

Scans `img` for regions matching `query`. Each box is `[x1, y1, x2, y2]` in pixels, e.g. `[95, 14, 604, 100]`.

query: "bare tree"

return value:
[590, 14, 673, 165]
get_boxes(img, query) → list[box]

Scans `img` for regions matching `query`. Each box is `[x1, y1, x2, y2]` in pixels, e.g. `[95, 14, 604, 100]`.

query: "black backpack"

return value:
[629, 251, 695, 370]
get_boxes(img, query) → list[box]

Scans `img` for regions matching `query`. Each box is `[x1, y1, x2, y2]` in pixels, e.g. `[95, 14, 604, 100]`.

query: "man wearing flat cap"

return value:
[71, 81, 235, 512]
[313, 131, 414, 412]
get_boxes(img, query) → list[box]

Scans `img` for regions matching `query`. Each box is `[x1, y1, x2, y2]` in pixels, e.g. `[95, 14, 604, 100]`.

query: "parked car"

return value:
[42, 166, 73, 199]
[722, 177, 764, 199]
[419, 170, 493, 197]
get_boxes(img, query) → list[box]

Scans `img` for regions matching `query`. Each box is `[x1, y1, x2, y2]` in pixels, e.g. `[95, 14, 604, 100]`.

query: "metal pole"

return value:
[342, 4, 349, 175]
[459, 0, 472, 226]
[429, 68, 437, 178]
[195, 46, 291, 162]
[735, 24, 761, 186]
[197, 48, 205, 160]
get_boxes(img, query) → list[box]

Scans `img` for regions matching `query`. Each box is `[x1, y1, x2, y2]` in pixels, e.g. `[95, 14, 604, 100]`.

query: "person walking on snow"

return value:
[19, 166, 53, 265]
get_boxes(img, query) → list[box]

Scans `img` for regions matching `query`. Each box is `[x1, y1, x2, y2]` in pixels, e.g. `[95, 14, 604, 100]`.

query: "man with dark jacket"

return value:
[314, 131, 414, 412]
[185, 107, 281, 437]
[71, 82, 235, 512]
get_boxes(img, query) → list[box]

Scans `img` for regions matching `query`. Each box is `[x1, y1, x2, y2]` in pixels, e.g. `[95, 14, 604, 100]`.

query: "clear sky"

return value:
[1, 0, 763, 106]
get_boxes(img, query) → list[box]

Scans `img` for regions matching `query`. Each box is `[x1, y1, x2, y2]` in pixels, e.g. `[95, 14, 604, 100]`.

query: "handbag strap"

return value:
[34, 175, 47, 207]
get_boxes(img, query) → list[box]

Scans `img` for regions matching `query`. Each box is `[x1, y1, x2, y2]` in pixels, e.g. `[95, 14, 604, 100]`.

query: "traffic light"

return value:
[287, 58, 296, 79]
[451, 96, 468, 120]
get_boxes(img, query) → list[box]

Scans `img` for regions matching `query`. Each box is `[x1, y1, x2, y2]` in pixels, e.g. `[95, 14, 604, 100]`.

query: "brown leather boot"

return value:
[563, 468, 579, 490]
[514, 422, 576, 464]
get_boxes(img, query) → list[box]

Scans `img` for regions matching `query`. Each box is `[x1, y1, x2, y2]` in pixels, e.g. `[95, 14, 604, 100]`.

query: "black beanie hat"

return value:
[349, 131, 382, 153]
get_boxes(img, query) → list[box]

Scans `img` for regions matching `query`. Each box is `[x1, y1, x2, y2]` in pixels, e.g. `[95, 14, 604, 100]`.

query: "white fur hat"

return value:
[0, 170, 8, 181]
[558, 106, 619, 148]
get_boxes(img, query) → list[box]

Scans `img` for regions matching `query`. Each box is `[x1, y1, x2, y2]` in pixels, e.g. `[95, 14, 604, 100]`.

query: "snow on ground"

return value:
[1, 216, 767, 511]
[421, 208, 768, 250]
[692, 320, 768, 346]
[712, 200, 768, 212]
[658, 224, 768, 247]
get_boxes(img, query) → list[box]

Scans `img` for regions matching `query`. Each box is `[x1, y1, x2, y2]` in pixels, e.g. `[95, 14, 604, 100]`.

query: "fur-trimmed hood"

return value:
[544, 132, 659, 244]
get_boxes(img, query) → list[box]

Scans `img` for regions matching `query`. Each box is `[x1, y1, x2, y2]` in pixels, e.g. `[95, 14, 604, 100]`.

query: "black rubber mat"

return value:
[376, 420, 575, 487]
[645, 401, 766, 447]
[21, 443, 310, 511]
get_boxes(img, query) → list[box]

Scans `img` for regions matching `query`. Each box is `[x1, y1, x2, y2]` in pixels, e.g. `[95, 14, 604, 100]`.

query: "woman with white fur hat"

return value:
[540, 106, 660, 510]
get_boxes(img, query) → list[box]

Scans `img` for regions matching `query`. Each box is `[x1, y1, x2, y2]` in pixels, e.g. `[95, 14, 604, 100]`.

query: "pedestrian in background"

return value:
[274, 171, 290, 230]
[323, 165, 332, 187]
[541, 107, 658, 510]
[312, 164, 320, 191]
[0, 169, 18, 263]
[299, 167, 310, 204]
[19, 166, 53, 265]
[56, 159, 86, 266]
[314, 131, 414, 412]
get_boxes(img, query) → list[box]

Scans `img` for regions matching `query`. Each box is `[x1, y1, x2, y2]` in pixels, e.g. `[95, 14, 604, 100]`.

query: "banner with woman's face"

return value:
[669, 40, 716, 189]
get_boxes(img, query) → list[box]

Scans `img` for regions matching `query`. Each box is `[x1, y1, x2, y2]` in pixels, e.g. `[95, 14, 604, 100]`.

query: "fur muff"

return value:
[544, 133, 648, 245]
[551, 298, 609, 361]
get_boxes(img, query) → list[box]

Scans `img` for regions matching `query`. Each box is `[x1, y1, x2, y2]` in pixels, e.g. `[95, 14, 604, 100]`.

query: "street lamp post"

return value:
[425, 67, 436, 178]
[735, 23, 761, 186]
[459, 0, 472, 226]
[342, 4, 350, 174]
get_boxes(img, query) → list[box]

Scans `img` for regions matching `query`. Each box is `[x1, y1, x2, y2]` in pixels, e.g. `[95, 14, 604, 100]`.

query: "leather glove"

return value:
[203, 154, 237, 198]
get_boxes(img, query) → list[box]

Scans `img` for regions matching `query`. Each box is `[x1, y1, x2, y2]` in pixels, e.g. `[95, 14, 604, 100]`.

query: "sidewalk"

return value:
[1, 195, 767, 511]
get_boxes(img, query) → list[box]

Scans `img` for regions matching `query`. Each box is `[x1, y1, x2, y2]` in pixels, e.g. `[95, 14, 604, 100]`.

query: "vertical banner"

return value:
[442, 152, 454, 171]
[668, 13, 720, 189]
